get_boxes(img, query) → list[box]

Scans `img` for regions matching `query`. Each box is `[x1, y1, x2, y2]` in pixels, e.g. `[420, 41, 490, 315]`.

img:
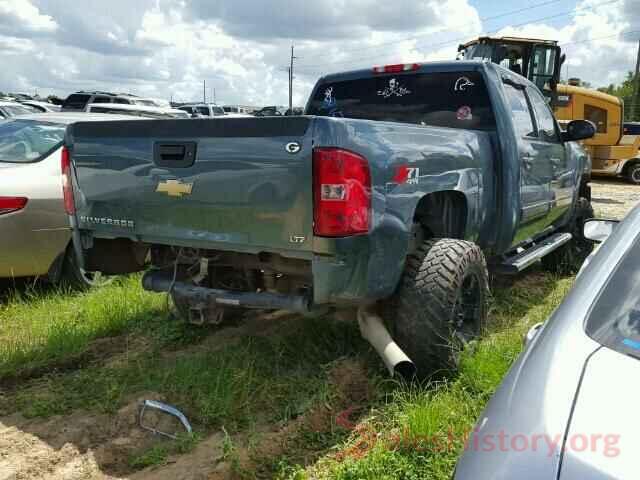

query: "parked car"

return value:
[253, 105, 287, 116]
[61, 91, 167, 112]
[0, 101, 38, 118]
[223, 105, 251, 114]
[623, 122, 640, 136]
[87, 103, 189, 119]
[0, 113, 146, 287]
[455, 205, 640, 480]
[64, 61, 595, 376]
[20, 101, 61, 113]
[284, 107, 304, 116]
[176, 103, 226, 118]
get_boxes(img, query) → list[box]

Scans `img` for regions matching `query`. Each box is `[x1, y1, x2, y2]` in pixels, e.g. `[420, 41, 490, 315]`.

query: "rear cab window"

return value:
[585, 235, 640, 360]
[306, 70, 496, 131]
[0, 120, 66, 163]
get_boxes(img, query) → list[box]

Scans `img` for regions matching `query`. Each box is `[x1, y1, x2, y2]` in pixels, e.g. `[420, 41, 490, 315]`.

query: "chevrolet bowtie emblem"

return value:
[156, 179, 194, 197]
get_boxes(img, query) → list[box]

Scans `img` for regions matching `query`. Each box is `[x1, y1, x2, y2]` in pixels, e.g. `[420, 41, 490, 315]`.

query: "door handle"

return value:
[522, 155, 533, 170]
[153, 142, 197, 168]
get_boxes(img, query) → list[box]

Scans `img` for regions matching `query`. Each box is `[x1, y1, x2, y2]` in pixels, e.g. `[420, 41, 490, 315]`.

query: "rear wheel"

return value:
[384, 238, 489, 378]
[60, 247, 113, 290]
[541, 198, 594, 275]
[626, 163, 640, 185]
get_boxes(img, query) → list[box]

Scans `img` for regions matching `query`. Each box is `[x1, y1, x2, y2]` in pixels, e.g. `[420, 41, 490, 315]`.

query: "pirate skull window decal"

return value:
[377, 78, 412, 98]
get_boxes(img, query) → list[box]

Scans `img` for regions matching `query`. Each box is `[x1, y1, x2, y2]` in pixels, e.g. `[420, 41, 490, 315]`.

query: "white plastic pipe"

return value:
[357, 307, 416, 378]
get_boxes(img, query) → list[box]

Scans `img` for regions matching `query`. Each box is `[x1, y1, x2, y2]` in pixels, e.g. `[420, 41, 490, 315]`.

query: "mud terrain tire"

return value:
[384, 238, 489, 378]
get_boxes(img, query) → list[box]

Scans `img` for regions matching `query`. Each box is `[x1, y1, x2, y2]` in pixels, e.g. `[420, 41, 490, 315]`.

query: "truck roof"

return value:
[458, 36, 559, 49]
[314, 60, 529, 90]
[318, 60, 491, 82]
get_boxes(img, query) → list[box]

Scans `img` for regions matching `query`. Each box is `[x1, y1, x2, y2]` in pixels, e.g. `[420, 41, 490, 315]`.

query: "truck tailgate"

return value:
[68, 117, 314, 254]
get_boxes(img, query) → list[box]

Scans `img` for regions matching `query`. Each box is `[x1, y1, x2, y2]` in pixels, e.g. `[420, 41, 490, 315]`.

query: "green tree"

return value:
[603, 72, 639, 121]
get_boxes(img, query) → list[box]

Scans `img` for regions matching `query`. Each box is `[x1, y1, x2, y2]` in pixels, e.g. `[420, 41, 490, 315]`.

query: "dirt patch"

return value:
[0, 351, 370, 480]
[591, 178, 640, 219]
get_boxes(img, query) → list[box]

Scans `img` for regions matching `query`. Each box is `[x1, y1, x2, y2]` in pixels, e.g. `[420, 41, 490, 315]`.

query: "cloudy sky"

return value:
[0, 0, 638, 106]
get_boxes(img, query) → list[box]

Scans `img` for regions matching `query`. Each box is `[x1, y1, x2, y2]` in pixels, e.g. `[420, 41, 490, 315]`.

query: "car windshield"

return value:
[306, 70, 496, 130]
[585, 235, 640, 360]
[0, 119, 66, 163]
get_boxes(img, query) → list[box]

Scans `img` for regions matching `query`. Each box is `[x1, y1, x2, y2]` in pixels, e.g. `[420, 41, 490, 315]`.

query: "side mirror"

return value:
[562, 120, 596, 142]
[583, 218, 618, 243]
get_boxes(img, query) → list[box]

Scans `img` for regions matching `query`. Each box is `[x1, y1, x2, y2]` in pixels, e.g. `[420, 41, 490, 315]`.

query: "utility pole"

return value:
[632, 39, 640, 121]
[203, 79, 206, 103]
[213, 88, 216, 104]
[289, 44, 296, 111]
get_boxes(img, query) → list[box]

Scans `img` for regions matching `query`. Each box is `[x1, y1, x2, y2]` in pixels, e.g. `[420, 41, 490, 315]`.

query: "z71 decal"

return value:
[392, 166, 420, 185]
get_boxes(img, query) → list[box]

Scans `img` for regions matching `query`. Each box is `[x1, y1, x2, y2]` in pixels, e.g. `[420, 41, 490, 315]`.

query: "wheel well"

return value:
[622, 158, 640, 175]
[413, 191, 467, 239]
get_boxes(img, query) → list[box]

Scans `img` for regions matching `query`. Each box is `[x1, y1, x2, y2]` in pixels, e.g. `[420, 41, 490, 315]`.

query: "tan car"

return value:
[0, 112, 144, 286]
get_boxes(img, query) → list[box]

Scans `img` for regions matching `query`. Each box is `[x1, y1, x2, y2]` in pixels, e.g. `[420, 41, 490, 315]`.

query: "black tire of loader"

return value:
[384, 238, 489, 378]
[541, 198, 594, 275]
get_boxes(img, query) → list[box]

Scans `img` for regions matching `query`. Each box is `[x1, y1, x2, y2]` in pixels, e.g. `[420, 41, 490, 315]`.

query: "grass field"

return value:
[0, 269, 574, 479]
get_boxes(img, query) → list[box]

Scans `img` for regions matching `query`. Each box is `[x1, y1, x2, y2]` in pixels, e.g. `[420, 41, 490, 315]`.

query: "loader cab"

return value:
[458, 36, 563, 105]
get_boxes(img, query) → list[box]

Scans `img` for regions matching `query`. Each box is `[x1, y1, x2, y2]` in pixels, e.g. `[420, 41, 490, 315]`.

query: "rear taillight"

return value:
[313, 148, 371, 237]
[61, 146, 75, 215]
[0, 197, 28, 215]
[372, 63, 420, 74]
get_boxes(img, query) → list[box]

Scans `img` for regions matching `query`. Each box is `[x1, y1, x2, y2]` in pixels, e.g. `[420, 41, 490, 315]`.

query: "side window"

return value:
[113, 98, 130, 104]
[584, 105, 607, 134]
[197, 106, 210, 116]
[528, 87, 560, 142]
[92, 96, 111, 104]
[504, 84, 535, 137]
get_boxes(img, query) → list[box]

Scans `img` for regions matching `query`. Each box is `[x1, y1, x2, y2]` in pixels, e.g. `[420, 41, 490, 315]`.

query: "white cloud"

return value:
[0, 0, 637, 106]
[0, 0, 57, 35]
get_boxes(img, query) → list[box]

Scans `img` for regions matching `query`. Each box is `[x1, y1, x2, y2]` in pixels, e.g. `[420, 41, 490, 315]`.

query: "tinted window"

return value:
[113, 98, 131, 104]
[62, 94, 90, 109]
[212, 106, 225, 115]
[92, 96, 112, 104]
[306, 71, 496, 130]
[504, 84, 535, 137]
[585, 236, 640, 360]
[0, 120, 66, 163]
[528, 87, 559, 141]
[585, 104, 607, 134]
[197, 106, 210, 116]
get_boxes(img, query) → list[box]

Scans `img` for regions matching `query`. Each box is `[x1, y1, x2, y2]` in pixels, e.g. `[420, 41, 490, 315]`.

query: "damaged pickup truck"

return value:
[64, 61, 596, 377]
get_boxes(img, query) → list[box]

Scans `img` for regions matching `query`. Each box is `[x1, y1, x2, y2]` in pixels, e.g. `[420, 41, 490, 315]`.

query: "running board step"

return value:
[496, 232, 573, 274]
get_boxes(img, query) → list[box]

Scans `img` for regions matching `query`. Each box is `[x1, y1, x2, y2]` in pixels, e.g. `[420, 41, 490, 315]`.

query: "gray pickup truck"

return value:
[64, 61, 596, 377]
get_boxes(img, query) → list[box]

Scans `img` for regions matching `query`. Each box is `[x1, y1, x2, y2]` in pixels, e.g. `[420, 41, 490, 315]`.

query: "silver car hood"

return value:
[559, 346, 639, 480]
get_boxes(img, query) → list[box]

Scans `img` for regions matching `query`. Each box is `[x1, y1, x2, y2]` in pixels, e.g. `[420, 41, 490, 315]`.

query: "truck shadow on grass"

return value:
[0, 269, 570, 479]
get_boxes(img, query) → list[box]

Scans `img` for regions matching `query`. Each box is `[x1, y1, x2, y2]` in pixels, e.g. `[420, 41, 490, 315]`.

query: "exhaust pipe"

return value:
[357, 307, 416, 379]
